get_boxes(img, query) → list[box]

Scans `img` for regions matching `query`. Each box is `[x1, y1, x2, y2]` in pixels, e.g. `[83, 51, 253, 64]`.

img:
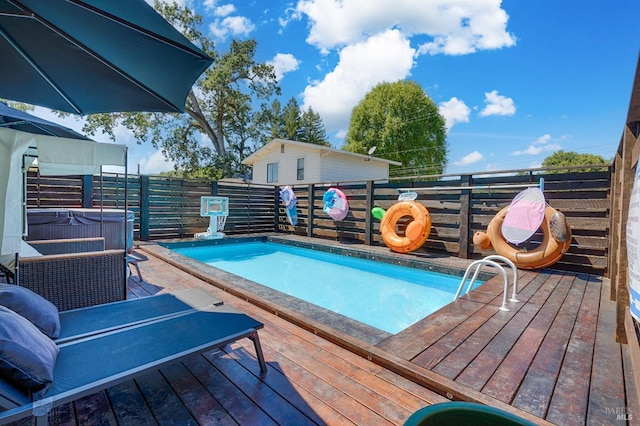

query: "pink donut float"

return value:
[323, 188, 349, 221]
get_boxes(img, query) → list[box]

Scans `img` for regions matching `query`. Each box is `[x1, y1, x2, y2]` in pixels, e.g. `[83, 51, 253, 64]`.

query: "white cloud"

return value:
[512, 134, 562, 156]
[294, 0, 515, 54]
[214, 4, 236, 17]
[209, 15, 254, 40]
[438, 97, 470, 132]
[268, 53, 301, 81]
[478, 90, 515, 117]
[454, 150, 483, 166]
[138, 150, 175, 175]
[302, 29, 415, 133]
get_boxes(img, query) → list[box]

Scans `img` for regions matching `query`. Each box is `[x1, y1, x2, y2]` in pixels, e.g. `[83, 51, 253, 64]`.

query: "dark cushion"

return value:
[0, 284, 60, 339]
[0, 306, 59, 394]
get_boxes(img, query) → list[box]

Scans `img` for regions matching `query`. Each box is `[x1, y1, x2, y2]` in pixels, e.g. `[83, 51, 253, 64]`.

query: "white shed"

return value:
[242, 139, 401, 185]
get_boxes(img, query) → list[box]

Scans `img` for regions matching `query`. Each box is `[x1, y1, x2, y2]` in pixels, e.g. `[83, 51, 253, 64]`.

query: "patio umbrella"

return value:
[0, 0, 212, 115]
[0, 102, 88, 139]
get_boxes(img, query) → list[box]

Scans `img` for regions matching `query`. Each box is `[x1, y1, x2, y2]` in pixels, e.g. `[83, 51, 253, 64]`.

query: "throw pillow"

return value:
[0, 306, 59, 394]
[0, 284, 60, 339]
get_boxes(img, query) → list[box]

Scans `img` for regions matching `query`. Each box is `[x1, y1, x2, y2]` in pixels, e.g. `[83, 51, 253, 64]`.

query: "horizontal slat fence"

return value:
[279, 169, 611, 276]
[26, 171, 84, 208]
[26, 166, 611, 275]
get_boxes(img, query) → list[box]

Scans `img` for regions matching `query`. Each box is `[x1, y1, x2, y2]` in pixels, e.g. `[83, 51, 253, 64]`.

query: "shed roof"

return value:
[241, 138, 402, 166]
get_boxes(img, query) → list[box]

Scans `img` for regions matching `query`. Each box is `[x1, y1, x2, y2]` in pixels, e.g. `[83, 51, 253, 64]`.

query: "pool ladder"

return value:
[454, 255, 519, 311]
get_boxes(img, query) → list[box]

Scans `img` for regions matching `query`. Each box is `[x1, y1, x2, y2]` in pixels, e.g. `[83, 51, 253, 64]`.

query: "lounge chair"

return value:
[18, 249, 126, 311]
[56, 288, 223, 343]
[0, 289, 267, 425]
[0, 238, 126, 311]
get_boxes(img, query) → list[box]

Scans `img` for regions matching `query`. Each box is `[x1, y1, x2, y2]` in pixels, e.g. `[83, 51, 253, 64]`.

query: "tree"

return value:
[542, 151, 609, 173]
[80, 1, 280, 178]
[299, 107, 329, 146]
[282, 97, 302, 140]
[343, 80, 447, 176]
[254, 97, 329, 146]
[254, 99, 283, 146]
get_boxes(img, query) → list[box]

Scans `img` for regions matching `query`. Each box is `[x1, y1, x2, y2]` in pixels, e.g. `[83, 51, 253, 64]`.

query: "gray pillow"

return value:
[0, 284, 60, 339]
[0, 306, 59, 394]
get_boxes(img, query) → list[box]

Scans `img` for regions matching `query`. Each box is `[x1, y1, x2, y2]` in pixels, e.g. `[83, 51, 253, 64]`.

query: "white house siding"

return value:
[251, 142, 324, 185]
[320, 152, 388, 182]
[244, 139, 398, 185]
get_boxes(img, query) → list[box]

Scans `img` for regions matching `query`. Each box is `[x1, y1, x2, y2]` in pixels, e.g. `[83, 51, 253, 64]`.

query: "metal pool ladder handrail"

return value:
[454, 255, 520, 311]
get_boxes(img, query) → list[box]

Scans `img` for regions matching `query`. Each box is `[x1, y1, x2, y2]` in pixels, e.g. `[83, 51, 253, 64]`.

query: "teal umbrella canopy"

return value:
[0, 102, 88, 139]
[0, 0, 212, 115]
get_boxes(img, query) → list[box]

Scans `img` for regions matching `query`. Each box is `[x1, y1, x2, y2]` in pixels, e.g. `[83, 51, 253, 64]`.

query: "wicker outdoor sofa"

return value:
[3, 238, 126, 311]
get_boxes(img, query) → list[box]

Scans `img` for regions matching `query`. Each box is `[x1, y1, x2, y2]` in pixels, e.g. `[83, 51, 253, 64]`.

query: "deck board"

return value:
[482, 273, 583, 403]
[7, 238, 636, 425]
[586, 276, 627, 425]
[510, 274, 588, 416]
[107, 381, 160, 425]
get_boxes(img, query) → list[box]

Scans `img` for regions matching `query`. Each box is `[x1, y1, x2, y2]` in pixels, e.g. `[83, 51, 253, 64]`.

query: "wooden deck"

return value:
[11, 250, 448, 426]
[377, 268, 638, 425]
[138, 236, 639, 426]
[9, 241, 637, 425]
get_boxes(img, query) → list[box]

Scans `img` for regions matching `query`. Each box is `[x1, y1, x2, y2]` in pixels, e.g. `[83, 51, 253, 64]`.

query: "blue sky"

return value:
[33, 0, 639, 176]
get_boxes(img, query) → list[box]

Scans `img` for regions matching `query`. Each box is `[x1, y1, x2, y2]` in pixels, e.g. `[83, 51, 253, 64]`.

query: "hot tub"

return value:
[26, 208, 134, 250]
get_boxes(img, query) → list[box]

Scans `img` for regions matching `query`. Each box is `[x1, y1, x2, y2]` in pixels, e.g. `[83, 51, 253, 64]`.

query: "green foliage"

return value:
[299, 107, 329, 146]
[282, 97, 301, 140]
[254, 99, 283, 146]
[344, 80, 447, 176]
[254, 97, 329, 146]
[541, 150, 610, 173]
[79, 1, 279, 179]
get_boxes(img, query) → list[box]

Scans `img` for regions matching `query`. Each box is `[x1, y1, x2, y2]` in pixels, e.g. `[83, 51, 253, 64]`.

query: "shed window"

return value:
[267, 162, 278, 183]
[297, 158, 304, 180]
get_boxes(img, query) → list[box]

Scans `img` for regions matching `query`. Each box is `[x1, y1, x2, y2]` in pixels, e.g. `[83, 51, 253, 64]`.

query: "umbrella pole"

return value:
[15, 154, 28, 286]
[100, 167, 104, 238]
[123, 150, 128, 296]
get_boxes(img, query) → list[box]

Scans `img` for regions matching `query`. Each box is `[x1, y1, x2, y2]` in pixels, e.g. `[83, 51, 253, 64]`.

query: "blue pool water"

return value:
[173, 241, 479, 334]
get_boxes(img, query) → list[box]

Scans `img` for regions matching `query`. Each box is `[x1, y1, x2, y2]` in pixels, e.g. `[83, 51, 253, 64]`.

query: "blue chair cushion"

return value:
[0, 306, 59, 394]
[0, 284, 60, 339]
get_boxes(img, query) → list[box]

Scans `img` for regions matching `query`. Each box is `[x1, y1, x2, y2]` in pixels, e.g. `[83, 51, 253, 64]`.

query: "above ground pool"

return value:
[164, 239, 483, 335]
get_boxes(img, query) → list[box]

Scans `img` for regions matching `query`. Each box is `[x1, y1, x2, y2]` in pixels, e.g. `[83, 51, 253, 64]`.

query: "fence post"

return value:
[307, 184, 315, 237]
[82, 175, 93, 208]
[365, 180, 374, 245]
[458, 174, 472, 259]
[274, 186, 280, 232]
[211, 181, 218, 196]
[140, 175, 150, 241]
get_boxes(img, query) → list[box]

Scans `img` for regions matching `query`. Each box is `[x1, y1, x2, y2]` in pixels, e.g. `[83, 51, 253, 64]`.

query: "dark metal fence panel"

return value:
[92, 174, 141, 239]
[275, 170, 610, 276]
[26, 167, 611, 275]
[216, 182, 276, 235]
[144, 176, 211, 239]
[26, 170, 84, 208]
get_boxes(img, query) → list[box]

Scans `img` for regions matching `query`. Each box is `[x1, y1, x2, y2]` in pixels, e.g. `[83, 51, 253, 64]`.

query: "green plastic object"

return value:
[371, 207, 386, 220]
[404, 402, 537, 426]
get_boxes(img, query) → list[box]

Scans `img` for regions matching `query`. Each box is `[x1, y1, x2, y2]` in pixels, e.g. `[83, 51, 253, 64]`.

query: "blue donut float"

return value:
[323, 188, 349, 221]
